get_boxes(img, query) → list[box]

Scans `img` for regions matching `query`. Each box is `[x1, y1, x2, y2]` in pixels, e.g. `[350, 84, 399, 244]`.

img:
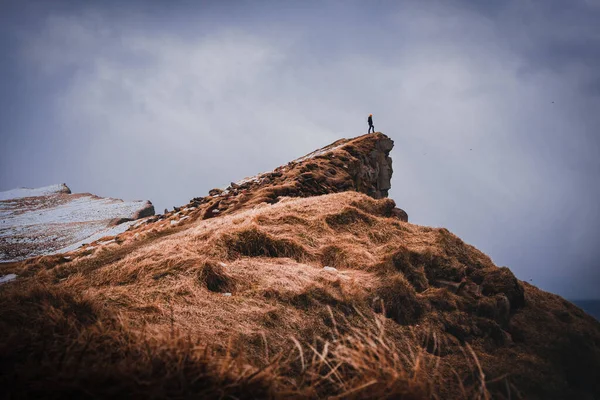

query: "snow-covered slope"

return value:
[0, 183, 71, 201]
[0, 184, 154, 262]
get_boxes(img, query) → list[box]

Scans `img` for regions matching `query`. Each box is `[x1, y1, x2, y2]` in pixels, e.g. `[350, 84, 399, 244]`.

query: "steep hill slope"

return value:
[0, 133, 598, 399]
[0, 184, 154, 262]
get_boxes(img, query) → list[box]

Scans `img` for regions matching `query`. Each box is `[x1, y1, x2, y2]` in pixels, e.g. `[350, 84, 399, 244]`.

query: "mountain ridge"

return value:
[0, 132, 599, 399]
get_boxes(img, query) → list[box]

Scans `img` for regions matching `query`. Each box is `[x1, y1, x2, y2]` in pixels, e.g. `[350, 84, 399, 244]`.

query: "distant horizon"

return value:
[570, 299, 600, 321]
[570, 298, 600, 302]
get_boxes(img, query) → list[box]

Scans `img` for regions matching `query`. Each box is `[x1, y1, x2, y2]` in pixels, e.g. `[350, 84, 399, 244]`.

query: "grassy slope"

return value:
[1, 134, 599, 399]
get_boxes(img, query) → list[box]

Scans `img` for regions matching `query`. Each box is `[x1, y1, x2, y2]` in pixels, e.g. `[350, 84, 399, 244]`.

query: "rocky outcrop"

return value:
[188, 132, 408, 221]
[132, 201, 155, 219]
[349, 134, 394, 199]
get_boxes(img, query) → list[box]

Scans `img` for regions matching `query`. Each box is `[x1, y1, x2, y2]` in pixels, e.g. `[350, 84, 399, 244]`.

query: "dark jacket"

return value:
[368, 116, 373, 126]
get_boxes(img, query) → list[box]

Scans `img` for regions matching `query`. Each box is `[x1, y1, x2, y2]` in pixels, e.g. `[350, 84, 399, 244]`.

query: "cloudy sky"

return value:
[1, 0, 599, 299]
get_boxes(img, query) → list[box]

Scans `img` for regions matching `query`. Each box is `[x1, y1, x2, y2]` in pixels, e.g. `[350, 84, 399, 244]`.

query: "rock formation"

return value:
[187, 132, 407, 221]
[352, 133, 394, 198]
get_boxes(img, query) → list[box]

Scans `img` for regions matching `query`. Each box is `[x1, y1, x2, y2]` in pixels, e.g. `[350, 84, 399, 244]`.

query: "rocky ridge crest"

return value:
[185, 132, 406, 221]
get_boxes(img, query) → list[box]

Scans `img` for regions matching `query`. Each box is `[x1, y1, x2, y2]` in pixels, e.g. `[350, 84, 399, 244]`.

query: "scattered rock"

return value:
[108, 217, 133, 226]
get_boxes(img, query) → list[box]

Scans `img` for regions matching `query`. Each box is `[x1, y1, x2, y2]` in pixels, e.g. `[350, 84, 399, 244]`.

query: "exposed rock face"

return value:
[352, 134, 394, 198]
[0, 184, 154, 262]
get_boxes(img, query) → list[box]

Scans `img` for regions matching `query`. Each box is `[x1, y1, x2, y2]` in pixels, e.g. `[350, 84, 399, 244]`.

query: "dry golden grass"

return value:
[1, 190, 599, 399]
[0, 279, 492, 399]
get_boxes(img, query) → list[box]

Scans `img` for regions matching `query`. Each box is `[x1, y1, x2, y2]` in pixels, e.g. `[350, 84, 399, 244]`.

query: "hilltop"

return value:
[0, 133, 599, 399]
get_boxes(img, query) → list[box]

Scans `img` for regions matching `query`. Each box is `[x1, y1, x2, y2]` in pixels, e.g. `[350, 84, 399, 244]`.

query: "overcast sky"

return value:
[1, 0, 599, 299]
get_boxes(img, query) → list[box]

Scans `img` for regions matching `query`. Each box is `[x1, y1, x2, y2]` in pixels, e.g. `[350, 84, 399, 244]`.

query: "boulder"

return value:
[133, 202, 155, 219]
[391, 207, 408, 222]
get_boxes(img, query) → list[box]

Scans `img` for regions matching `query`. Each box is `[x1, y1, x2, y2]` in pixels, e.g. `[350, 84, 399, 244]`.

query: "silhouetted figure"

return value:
[368, 114, 375, 133]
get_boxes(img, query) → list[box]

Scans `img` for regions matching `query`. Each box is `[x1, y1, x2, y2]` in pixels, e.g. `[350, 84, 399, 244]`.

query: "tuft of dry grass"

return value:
[375, 274, 425, 325]
[0, 281, 491, 399]
[198, 260, 237, 293]
[319, 244, 352, 269]
[388, 247, 430, 292]
[350, 196, 397, 217]
[222, 226, 308, 260]
[278, 308, 494, 400]
[0, 283, 276, 399]
[325, 207, 375, 230]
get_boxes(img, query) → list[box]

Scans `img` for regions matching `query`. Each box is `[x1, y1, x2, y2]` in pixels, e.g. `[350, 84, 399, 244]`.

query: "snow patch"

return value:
[0, 274, 17, 285]
[0, 184, 152, 262]
[170, 215, 190, 227]
[0, 184, 69, 201]
[293, 141, 346, 163]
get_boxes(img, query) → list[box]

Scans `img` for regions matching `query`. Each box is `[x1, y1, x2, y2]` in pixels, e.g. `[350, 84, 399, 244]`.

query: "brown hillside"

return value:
[1, 133, 599, 399]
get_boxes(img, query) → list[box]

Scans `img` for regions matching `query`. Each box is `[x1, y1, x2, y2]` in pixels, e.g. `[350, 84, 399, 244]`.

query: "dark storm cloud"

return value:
[0, 0, 599, 299]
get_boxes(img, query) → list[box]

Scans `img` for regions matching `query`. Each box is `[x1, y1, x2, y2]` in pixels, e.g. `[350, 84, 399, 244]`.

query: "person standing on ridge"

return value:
[368, 114, 375, 133]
